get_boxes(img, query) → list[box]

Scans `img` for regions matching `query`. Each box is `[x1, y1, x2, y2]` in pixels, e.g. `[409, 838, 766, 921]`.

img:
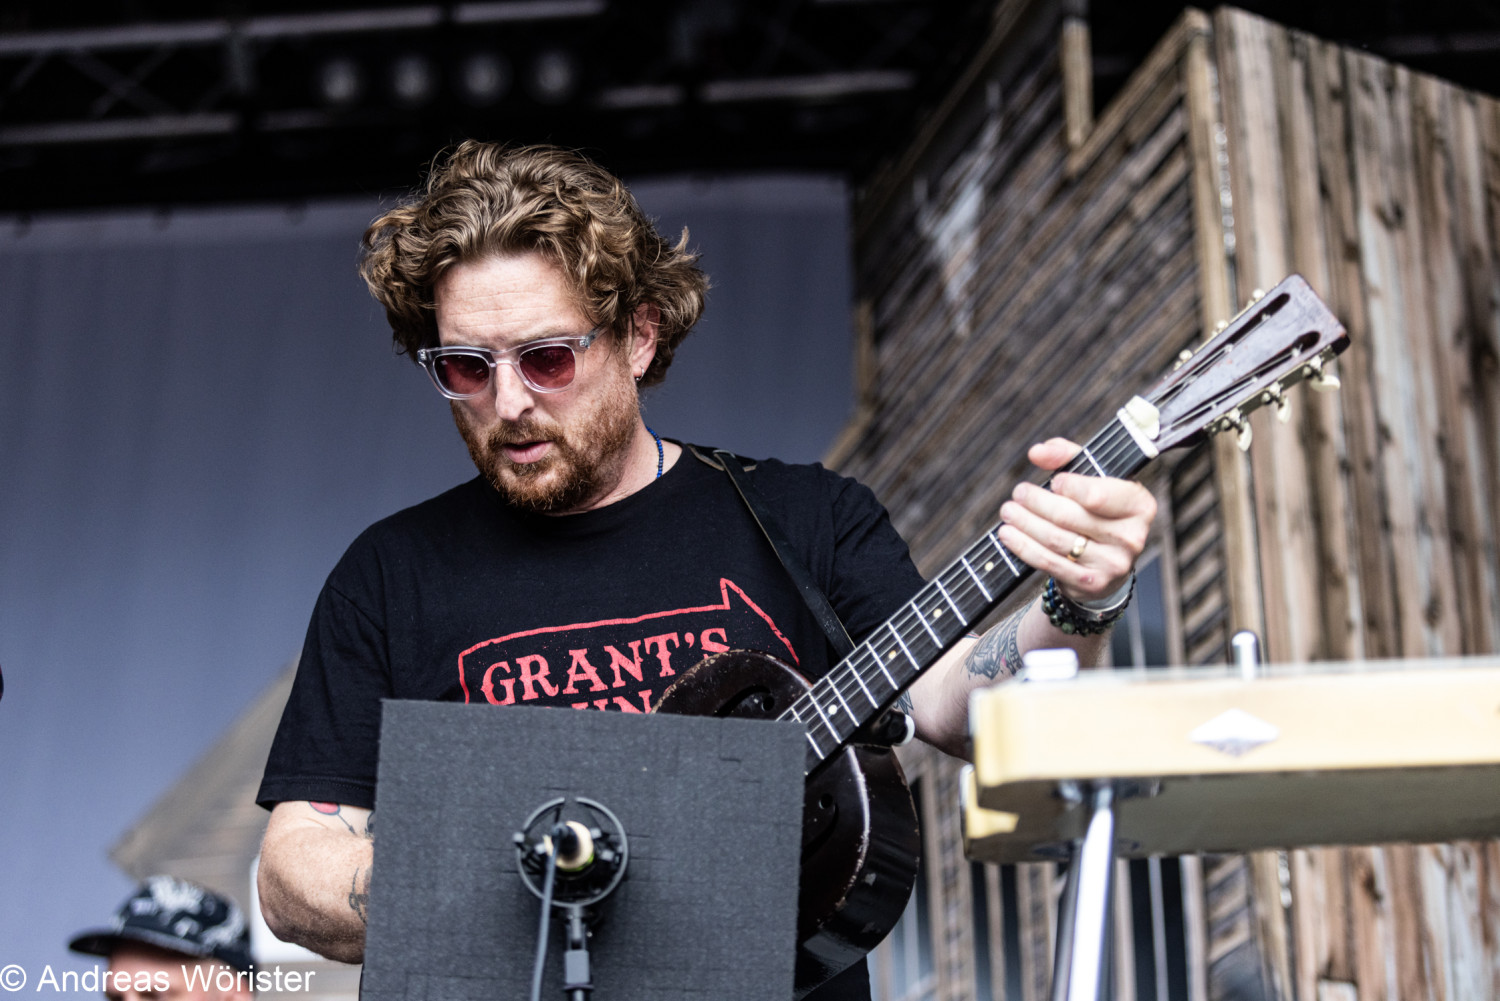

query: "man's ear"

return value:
[628, 304, 661, 379]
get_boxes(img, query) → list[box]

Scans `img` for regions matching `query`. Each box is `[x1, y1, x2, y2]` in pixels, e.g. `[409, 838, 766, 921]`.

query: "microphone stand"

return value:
[515, 798, 629, 1001]
[560, 902, 593, 1001]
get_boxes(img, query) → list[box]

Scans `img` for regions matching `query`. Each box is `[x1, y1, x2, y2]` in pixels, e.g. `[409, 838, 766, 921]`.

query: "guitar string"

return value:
[788, 422, 1145, 751]
[788, 421, 1147, 752]
[794, 298, 1340, 746]
[796, 423, 1146, 751]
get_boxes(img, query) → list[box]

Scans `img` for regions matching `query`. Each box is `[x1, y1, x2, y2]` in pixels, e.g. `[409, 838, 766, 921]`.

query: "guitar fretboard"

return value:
[781, 417, 1153, 771]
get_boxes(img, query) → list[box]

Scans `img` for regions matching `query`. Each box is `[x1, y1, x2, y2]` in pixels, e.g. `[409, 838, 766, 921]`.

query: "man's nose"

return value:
[489, 362, 536, 421]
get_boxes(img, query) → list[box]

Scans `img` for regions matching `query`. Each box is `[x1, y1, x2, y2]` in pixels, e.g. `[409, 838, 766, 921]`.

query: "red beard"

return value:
[452, 374, 638, 515]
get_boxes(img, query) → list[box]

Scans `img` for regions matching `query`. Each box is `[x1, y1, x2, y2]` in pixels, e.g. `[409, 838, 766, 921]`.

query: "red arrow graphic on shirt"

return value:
[456, 578, 798, 710]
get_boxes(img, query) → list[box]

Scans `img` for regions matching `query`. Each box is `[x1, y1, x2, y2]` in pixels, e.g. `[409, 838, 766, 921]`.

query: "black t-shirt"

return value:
[258, 446, 926, 1000]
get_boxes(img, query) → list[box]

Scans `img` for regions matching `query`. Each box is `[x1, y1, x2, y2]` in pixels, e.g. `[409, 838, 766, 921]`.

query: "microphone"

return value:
[550, 821, 596, 873]
[514, 797, 628, 908]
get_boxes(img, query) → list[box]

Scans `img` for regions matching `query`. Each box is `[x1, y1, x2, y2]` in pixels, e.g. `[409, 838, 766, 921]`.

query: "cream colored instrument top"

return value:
[963, 658, 1500, 864]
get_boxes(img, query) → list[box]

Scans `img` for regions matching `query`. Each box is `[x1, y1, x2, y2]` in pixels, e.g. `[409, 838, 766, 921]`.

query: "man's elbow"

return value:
[255, 840, 298, 944]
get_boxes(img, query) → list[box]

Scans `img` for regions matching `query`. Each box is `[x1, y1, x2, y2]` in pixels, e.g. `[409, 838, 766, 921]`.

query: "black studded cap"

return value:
[68, 875, 254, 972]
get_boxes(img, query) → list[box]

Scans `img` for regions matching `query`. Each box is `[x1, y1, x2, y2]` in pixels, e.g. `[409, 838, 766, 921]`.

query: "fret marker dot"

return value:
[932, 607, 944, 618]
[984, 561, 994, 571]
[887, 650, 897, 661]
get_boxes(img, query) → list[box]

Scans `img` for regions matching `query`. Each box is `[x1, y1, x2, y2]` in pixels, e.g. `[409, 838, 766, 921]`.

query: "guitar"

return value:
[654, 274, 1350, 998]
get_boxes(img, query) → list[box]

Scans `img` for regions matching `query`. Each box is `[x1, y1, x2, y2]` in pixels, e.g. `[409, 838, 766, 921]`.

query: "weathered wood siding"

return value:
[1213, 9, 1500, 1001]
[844, 3, 1500, 1000]
[842, 3, 1227, 998]
[834, 3, 1205, 573]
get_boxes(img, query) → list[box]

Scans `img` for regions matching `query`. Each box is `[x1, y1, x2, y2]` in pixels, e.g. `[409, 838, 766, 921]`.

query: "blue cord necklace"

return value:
[646, 425, 663, 479]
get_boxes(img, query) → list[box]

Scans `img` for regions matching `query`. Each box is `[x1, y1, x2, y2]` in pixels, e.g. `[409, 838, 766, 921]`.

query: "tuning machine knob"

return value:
[1207, 408, 1253, 451]
[1303, 355, 1341, 392]
[1261, 382, 1291, 424]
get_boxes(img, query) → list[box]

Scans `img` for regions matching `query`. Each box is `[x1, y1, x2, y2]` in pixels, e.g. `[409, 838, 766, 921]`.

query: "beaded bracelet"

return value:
[1042, 573, 1135, 636]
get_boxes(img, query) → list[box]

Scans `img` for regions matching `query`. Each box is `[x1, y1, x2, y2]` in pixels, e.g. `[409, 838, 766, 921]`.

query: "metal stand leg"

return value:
[1050, 783, 1116, 1001]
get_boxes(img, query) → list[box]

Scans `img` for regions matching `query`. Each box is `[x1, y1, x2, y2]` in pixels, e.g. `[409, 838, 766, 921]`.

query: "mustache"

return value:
[483, 418, 558, 448]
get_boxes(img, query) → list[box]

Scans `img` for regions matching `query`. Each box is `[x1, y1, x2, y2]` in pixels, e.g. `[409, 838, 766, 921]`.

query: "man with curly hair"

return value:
[256, 142, 1156, 1000]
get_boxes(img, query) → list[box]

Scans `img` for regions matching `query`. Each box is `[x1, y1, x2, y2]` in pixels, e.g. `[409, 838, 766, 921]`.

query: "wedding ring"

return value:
[1067, 536, 1089, 562]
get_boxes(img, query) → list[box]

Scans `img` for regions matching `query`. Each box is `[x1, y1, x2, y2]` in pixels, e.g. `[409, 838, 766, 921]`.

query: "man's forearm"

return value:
[911, 596, 1109, 757]
[258, 802, 374, 963]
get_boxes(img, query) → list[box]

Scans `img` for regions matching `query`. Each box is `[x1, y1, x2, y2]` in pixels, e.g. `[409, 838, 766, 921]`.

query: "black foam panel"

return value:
[362, 702, 805, 1000]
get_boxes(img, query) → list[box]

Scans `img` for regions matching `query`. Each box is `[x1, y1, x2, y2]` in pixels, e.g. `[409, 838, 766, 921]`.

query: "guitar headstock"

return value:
[1135, 274, 1349, 453]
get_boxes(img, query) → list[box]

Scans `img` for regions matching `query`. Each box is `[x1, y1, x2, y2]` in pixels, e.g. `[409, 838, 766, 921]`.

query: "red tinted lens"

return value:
[518, 344, 577, 389]
[434, 353, 492, 395]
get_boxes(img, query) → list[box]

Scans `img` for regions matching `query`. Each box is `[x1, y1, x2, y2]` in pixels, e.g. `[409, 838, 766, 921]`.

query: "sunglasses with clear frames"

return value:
[417, 329, 602, 398]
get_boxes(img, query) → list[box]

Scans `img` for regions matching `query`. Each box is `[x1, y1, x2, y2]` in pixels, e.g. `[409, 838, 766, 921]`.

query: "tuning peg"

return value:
[1173, 348, 1193, 371]
[1209, 408, 1254, 451]
[1302, 355, 1342, 392]
[1261, 383, 1291, 423]
[1214, 319, 1229, 334]
[1248, 288, 1265, 306]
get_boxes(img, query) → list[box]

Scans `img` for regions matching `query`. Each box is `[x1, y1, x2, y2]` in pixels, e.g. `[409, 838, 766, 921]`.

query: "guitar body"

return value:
[654, 649, 921, 999]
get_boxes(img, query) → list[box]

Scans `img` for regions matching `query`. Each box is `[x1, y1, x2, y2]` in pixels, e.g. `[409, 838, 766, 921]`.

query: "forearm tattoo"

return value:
[965, 610, 1024, 681]
[312, 801, 374, 841]
[895, 692, 914, 714]
[349, 866, 371, 926]
[311, 801, 358, 836]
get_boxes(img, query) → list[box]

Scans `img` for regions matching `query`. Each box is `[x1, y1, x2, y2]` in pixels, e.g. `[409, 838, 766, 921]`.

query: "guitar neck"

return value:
[783, 415, 1154, 770]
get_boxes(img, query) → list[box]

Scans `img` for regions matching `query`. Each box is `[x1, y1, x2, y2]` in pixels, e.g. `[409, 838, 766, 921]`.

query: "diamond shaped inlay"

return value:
[1189, 708, 1279, 757]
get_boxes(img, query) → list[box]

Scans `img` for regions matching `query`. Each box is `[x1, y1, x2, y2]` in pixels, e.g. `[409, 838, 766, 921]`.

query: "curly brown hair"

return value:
[359, 141, 707, 386]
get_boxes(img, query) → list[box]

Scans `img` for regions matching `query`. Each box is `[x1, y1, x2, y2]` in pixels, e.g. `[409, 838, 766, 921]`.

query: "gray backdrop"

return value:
[0, 174, 853, 973]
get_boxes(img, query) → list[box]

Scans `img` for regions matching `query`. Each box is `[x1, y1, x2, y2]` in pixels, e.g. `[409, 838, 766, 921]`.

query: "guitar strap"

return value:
[693, 446, 915, 748]
[704, 447, 856, 659]
[690, 441, 912, 747]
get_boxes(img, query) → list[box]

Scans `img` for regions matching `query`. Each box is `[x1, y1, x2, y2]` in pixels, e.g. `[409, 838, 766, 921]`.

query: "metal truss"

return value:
[2, 0, 1496, 211]
[0, 0, 984, 210]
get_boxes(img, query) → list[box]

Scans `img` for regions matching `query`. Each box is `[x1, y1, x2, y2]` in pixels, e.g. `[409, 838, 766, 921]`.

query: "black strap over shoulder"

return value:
[709, 448, 856, 660]
[696, 445, 914, 748]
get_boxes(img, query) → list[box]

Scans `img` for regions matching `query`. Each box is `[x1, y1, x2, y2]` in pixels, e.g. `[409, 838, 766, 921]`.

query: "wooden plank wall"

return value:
[841, 3, 1223, 999]
[848, 3, 1499, 1000]
[834, 2, 1206, 588]
[1212, 8, 1500, 1001]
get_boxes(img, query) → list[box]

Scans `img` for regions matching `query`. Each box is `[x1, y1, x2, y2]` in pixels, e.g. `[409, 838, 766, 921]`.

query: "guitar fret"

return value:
[848, 666, 879, 707]
[826, 677, 855, 719]
[804, 690, 838, 737]
[887, 622, 918, 669]
[959, 555, 992, 601]
[1079, 444, 1106, 477]
[911, 600, 941, 644]
[988, 531, 1020, 576]
[933, 578, 963, 617]
[868, 644, 899, 689]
